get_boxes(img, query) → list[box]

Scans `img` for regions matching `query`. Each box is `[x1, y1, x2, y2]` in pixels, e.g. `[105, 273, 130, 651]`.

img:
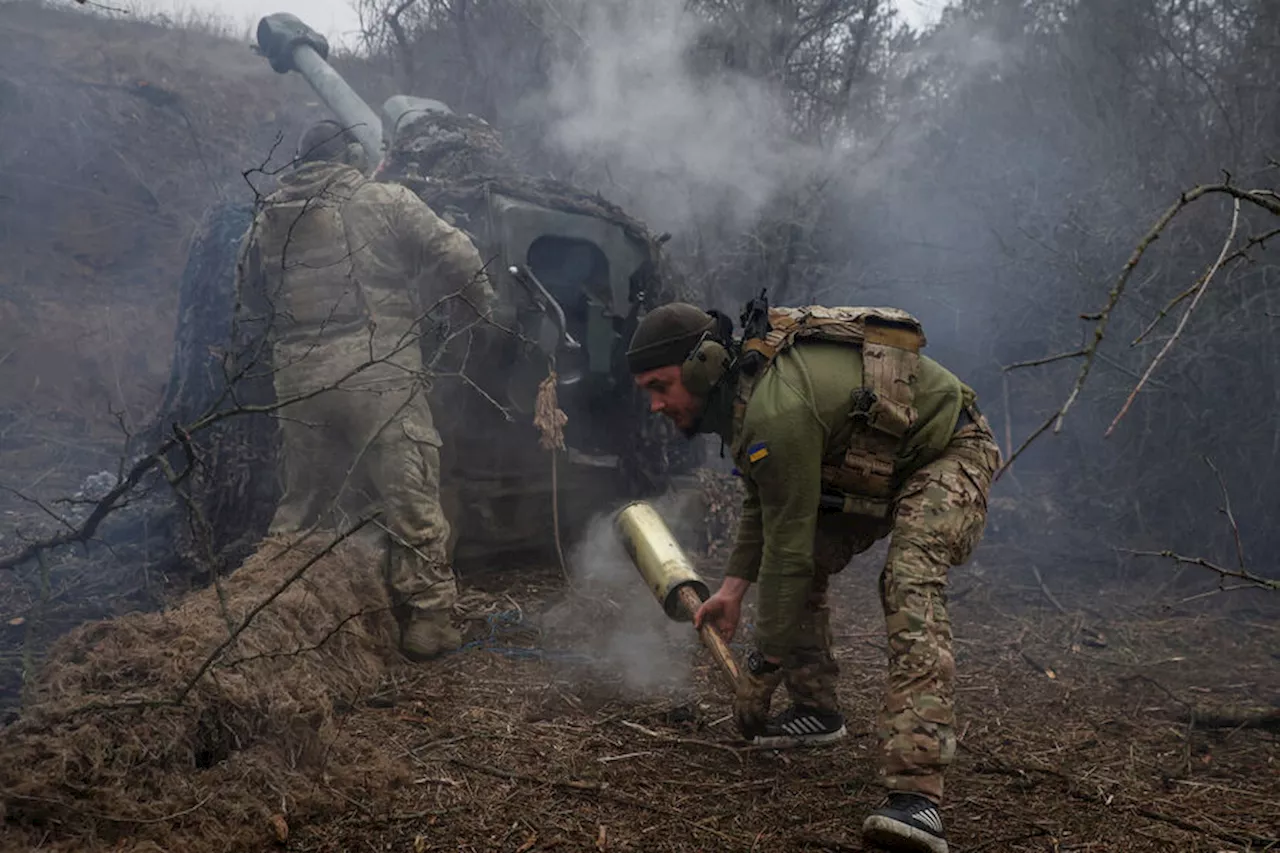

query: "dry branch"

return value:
[1003, 348, 1088, 371]
[1105, 198, 1241, 436]
[1204, 456, 1247, 571]
[1118, 549, 1278, 591]
[998, 183, 1280, 476]
[174, 514, 376, 702]
[960, 741, 1280, 849]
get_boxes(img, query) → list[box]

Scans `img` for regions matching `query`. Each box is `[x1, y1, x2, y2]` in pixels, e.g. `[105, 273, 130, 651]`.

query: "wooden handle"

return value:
[677, 585, 741, 686]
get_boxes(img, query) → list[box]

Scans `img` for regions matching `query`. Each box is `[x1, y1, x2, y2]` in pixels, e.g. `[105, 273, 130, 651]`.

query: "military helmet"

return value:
[295, 119, 366, 169]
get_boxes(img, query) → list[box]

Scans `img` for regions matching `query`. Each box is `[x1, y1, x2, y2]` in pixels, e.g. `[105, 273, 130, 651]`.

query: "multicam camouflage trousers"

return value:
[268, 371, 458, 621]
[786, 409, 1001, 802]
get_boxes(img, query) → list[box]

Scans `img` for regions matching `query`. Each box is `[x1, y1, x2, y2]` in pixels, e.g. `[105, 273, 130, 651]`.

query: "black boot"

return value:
[862, 793, 948, 853]
[751, 705, 847, 748]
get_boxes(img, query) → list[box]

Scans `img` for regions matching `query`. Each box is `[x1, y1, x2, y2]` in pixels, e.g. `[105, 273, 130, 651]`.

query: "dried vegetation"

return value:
[1, 521, 1276, 851]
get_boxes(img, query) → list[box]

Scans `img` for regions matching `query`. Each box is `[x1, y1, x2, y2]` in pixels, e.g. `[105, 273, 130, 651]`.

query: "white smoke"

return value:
[537, 0, 820, 233]
[532, 0, 1018, 253]
[539, 490, 708, 697]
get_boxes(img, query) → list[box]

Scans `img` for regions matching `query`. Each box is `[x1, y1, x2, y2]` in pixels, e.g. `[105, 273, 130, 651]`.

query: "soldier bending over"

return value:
[627, 299, 1000, 853]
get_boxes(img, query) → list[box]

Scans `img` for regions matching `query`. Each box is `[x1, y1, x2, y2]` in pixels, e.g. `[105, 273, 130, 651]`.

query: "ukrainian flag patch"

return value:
[747, 441, 769, 463]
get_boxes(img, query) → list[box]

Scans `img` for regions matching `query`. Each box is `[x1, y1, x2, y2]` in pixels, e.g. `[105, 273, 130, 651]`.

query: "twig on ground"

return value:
[446, 757, 743, 844]
[794, 835, 860, 852]
[618, 719, 747, 762]
[1117, 549, 1278, 591]
[963, 828, 1053, 852]
[960, 739, 1280, 849]
[0, 792, 211, 825]
[1134, 805, 1279, 850]
[1030, 565, 1067, 614]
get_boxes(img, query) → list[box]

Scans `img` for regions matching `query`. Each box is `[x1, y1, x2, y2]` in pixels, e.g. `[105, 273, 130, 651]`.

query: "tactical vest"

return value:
[732, 306, 927, 520]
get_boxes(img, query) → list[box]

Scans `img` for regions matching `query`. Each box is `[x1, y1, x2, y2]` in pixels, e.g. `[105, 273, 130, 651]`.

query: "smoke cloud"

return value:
[539, 0, 820, 233]
[539, 491, 707, 698]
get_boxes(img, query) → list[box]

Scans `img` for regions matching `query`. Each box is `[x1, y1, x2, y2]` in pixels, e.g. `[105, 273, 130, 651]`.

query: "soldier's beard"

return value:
[678, 398, 710, 438]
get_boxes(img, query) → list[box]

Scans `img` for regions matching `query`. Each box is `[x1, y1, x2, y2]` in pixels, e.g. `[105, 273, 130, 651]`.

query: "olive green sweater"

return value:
[701, 340, 974, 658]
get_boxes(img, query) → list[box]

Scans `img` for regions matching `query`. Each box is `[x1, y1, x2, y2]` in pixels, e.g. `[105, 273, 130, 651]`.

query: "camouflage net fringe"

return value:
[533, 372, 568, 452]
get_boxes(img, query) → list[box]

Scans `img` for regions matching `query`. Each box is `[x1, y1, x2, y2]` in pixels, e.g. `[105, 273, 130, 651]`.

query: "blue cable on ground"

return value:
[449, 609, 595, 664]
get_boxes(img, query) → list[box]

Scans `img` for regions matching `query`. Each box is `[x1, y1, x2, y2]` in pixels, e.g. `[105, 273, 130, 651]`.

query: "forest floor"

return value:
[268, 567, 1280, 853]
[4, 547, 1274, 853]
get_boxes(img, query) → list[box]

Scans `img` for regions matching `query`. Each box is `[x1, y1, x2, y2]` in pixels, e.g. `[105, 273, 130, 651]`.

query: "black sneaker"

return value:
[861, 793, 948, 853]
[751, 705, 847, 748]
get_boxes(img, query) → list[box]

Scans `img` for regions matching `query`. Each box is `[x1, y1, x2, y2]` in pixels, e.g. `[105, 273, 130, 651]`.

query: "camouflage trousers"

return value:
[786, 410, 1001, 802]
[268, 368, 457, 620]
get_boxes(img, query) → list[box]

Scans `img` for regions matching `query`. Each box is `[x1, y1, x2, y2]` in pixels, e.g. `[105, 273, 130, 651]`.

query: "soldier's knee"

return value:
[891, 503, 986, 569]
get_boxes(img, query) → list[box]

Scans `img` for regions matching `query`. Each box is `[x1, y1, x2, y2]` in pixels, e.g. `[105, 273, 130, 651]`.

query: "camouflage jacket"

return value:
[701, 340, 974, 657]
[235, 161, 496, 391]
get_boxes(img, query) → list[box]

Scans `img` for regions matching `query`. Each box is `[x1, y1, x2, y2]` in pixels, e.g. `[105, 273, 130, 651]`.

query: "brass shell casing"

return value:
[614, 501, 710, 621]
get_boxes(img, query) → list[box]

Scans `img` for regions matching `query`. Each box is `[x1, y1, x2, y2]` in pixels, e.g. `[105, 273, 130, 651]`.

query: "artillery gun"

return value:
[153, 13, 700, 573]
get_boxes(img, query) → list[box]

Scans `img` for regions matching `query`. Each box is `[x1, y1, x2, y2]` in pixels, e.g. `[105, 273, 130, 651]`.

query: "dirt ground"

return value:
[1, 531, 1276, 853]
[3, 555, 1254, 853]
[262, 568, 1277, 853]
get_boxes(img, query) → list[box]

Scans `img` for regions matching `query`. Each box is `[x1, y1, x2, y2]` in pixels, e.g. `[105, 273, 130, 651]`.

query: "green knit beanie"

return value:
[626, 303, 717, 374]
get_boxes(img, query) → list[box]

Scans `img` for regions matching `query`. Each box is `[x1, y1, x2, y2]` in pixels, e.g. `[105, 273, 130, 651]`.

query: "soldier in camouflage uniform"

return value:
[627, 302, 1000, 853]
[235, 120, 496, 661]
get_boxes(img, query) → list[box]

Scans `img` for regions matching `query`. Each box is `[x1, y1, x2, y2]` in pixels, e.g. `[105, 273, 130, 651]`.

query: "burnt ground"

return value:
[193, 563, 1278, 853]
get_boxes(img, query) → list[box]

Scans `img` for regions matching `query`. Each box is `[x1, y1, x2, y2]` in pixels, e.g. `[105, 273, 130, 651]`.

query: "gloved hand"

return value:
[734, 651, 784, 740]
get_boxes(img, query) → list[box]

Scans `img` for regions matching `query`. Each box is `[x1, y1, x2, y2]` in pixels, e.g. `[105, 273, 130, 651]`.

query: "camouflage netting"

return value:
[379, 112, 685, 303]
[145, 202, 282, 567]
[0, 535, 404, 852]
[380, 111, 515, 183]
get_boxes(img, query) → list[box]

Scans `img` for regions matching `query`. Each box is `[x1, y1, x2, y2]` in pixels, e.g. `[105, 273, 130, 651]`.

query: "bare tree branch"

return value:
[173, 514, 377, 703]
[998, 183, 1280, 476]
[1118, 548, 1278, 592]
[1204, 456, 1247, 572]
[1002, 348, 1088, 371]
[1104, 197, 1242, 436]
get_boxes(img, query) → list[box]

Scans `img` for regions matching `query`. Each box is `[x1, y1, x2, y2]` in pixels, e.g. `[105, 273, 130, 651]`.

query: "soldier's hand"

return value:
[693, 590, 742, 642]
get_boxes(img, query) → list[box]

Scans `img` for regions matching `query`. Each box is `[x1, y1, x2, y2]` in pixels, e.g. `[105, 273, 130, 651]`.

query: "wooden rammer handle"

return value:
[677, 585, 742, 687]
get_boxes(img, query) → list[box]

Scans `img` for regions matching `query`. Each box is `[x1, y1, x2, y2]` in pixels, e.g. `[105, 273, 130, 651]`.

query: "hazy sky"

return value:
[121, 0, 946, 50]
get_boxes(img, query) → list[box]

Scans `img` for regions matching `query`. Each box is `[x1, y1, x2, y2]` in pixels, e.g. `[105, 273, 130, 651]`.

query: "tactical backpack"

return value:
[733, 304, 927, 519]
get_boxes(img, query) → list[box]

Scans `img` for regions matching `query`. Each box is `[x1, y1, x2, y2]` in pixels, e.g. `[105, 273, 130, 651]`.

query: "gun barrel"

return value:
[290, 46, 384, 168]
[256, 13, 384, 170]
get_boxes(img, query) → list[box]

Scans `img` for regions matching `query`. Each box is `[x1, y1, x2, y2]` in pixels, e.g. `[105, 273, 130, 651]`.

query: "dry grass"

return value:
[0, 532, 405, 851]
[1, 544, 1275, 852]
